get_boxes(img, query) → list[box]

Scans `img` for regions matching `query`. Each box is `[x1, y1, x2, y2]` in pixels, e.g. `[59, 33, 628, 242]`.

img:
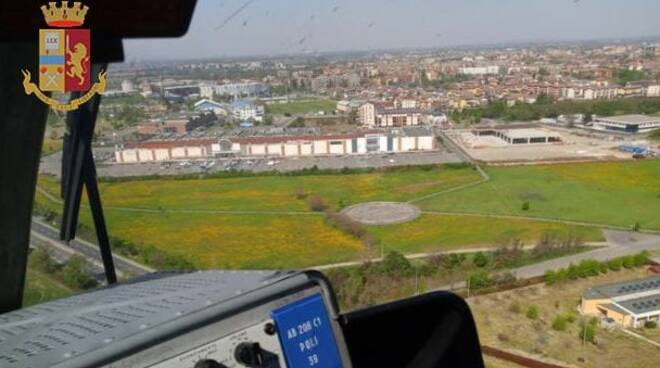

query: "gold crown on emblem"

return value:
[41, 1, 89, 28]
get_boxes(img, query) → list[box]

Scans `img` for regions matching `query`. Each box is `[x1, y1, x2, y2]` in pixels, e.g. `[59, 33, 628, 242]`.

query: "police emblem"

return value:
[22, 1, 107, 111]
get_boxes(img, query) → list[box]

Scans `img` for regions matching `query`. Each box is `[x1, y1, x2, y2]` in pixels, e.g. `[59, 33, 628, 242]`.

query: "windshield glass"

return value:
[22, 1, 660, 367]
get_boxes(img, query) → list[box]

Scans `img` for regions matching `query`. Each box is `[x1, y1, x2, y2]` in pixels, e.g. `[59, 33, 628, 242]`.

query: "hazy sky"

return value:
[124, 0, 660, 60]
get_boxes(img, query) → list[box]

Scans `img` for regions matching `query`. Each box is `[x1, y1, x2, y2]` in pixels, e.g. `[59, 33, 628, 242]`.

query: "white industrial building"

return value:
[193, 99, 230, 116]
[593, 115, 660, 133]
[200, 81, 270, 99]
[114, 128, 437, 163]
[121, 80, 135, 93]
[463, 123, 563, 147]
[459, 66, 500, 75]
[231, 99, 265, 122]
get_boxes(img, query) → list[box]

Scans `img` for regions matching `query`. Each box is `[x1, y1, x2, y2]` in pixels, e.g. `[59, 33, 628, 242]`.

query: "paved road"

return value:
[510, 230, 660, 280]
[30, 232, 109, 284]
[31, 218, 155, 279]
[314, 229, 660, 293]
[312, 242, 608, 271]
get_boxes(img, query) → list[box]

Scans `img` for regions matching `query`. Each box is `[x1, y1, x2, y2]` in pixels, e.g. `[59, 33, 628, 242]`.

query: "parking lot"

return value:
[40, 149, 463, 178]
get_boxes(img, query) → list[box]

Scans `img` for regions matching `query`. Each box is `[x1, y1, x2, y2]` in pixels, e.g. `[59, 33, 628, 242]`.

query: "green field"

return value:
[23, 268, 75, 307]
[417, 160, 660, 231]
[34, 160, 659, 269]
[265, 99, 337, 115]
[44, 166, 483, 212]
[370, 215, 603, 255]
[42, 138, 63, 156]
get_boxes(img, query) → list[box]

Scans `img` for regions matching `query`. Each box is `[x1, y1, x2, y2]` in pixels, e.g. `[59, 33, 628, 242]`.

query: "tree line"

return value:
[451, 97, 660, 124]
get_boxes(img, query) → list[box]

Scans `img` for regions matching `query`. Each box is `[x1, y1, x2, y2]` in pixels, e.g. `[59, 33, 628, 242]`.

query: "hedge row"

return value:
[97, 162, 472, 183]
[544, 252, 650, 285]
[29, 248, 98, 290]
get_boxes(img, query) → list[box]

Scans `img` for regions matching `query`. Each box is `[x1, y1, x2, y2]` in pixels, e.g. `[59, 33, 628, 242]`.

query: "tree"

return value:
[379, 251, 413, 276]
[634, 251, 650, 267]
[567, 264, 580, 280]
[29, 248, 58, 274]
[473, 252, 489, 268]
[444, 253, 466, 269]
[607, 258, 623, 271]
[576, 259, 600, 278]
[617, 68, 646, 85]
[307, 195, 328, 212]
[468, 269, 493, 290]
[552, 315, 568, 331]
[348, 110, 359, 125]
[290, 117, 305, 128]
[263, 115, 274, 126]
[622, 255, 636, 269]
[544, 270, 559, 285]
[61, 256, 97, 289]
[535, 93, 552, 105]
[579, 321, 596, 344]
[521, 201, 530, 211]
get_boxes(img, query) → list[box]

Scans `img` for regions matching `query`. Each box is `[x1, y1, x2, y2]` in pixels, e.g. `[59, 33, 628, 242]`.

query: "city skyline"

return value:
[124, 0, 660, 60]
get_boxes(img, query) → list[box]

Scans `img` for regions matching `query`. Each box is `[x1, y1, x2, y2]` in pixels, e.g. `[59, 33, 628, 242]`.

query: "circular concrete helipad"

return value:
[342, 202, 421, 225]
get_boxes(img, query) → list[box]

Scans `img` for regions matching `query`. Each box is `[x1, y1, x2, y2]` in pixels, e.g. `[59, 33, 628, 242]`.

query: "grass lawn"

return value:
[418, 160, 660, 231]
[36, 192, 365, 269]
[40, 165, 482, 212]
[42, 138, 63, 156]
[94, 212, 364, 269]
[469, 268, 660, 368]
[370, 214, 604, 255]
[35, 166, 482, 269]
[265, 99, 337, 115]
[34, 161, 656, 270]
[23, 268, 75, 307]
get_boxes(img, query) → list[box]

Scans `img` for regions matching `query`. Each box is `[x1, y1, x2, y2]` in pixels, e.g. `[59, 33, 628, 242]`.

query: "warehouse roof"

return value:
[597, 114, 660, 125]
[618, 294, 660, 315]
[582, 275, 660, 300]
[501, 128, 562, 139]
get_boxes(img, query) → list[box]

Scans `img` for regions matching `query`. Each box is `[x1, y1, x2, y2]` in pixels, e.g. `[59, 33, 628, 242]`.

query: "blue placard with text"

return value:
[271, 294, 343, 368]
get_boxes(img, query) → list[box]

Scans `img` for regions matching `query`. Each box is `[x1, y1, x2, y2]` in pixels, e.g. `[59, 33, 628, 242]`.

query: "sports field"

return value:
[265, 99, 337, 115]
[34, 160, 658, 269]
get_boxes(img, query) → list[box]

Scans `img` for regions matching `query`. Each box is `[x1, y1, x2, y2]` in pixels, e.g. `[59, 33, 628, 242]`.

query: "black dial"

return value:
[234, 342, 265, 367]
[194, 359, 229, 368]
